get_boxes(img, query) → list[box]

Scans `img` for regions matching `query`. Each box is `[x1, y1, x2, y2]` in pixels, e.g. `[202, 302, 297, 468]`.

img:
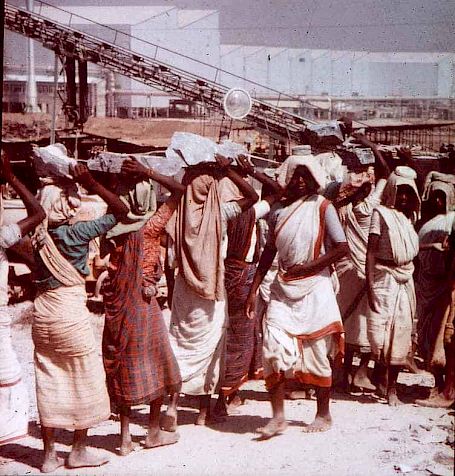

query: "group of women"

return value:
[0, 134, 453, 471]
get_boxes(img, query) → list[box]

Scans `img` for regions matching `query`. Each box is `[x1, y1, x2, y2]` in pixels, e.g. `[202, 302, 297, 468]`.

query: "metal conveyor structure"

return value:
[4, 0, 318, 143]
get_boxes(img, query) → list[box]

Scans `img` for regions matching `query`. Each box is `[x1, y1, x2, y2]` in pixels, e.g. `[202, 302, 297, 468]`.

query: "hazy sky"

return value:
[9, 0, 455, 52]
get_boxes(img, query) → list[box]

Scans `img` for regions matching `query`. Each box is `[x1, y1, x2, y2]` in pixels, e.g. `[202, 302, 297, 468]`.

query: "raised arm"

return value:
[352, 133, 390, 180]
[121, 157, 185, 196]
[236, 155, 283, 206]
[216, 154, 259, 211]
[72, 164, 129, 219]
[1, 153, 46, 236]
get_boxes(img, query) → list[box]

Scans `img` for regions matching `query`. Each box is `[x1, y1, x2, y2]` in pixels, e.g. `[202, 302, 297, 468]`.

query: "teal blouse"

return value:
[35, 214, 117, 291]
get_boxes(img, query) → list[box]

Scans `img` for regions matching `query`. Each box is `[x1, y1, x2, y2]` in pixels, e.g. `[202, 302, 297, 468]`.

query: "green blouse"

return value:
[35, 214, 117, 291]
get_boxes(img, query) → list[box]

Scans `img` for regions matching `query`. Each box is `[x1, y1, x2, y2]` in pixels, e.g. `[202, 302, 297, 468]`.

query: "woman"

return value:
[246, 156, 348, 437]
[215, 163, 282, 416]
[167, 154, 258, 425]
[0, 153, 45, 446]
[366, 166, 420, 406]
[102, 158, 184, 455]
[415, 172, 455, 401]
[32, 164, 128, 473]
[335, 134, 390, 392]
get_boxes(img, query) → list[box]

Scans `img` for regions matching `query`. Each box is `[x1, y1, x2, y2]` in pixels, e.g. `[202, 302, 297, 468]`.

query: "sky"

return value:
[9, 0, 455, 52]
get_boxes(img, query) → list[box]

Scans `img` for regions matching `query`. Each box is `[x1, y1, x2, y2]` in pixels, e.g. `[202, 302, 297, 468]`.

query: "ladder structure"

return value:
[4, 1, 317, 144]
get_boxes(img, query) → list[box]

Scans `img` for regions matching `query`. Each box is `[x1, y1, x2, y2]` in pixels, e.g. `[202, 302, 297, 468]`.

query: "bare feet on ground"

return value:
[387, 389, 401, 407]
[352, 373, 376, 392]
[161, 411, 178, 432]
[213, 401, 229, 418]
[41, 454, 64, 473]
[415, 393, 455, 409]
[302, 415, 332, 433]
[375, 382, 387, 398]
[287, 390, 315, 400]
[143, 430, 180, 448]
[118, 440, 140, 456]
[67, 448, 110, 469]
[256, 418, 288, 439]
[227, 394, 244, 410]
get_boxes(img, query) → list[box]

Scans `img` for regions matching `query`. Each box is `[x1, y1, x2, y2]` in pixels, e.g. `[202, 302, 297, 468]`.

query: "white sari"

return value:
[263, 195, 344, 388]
[368, 206, 419, 365]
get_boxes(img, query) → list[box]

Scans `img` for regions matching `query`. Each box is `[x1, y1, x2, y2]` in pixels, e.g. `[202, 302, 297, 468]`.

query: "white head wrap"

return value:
[37, 183, 82, 227]
[276, 154, 329, 192]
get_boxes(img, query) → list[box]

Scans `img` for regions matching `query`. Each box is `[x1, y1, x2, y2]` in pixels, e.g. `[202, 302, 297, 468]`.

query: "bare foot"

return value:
[67, 448, 109, 469]
[387, 389, 401, 407]
[227, 394, 243, 409]
[257, 418, 288, 439]
[213, 400, 228, 418]
[404, 356, 420, 374]
[161, 411, 178, 432]
[144, 430, 179, 448]
[352, 373, 376, 392]
[118, 441, 140, 456]
[375, 382, 387, 398]
[415, 394, 455, 409]
[286, 390, 307, 400]
[196, 408, 209, 426]
[41, 454, 64, 473]
[302, 415, 332, 433]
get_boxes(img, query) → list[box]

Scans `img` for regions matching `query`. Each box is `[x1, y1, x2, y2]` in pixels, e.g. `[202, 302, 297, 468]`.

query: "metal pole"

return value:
[50, 53, 59, 144]
[26, 0, 39, 112]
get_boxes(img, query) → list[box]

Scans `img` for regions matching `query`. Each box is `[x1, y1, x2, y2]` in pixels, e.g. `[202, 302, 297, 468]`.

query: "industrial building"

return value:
[3, 1, 454, 120]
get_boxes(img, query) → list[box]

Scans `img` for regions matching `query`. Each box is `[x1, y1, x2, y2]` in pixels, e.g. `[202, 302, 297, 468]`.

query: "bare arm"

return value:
[121, 157, 185, 196]
[1, 154, 46, 236]
[72, 164, 129, 219]
[285, 242, 349, 279]
[236, 155, 283, 204]
[366, 233, 380, 313]
[245, 243, 277, 319]
[352, 133, 390, 180]
[216, 155, 259, 211]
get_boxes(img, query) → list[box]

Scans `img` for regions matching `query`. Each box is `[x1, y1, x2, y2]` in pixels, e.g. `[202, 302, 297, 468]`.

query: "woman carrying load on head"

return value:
[166, 154, 258, 426]
[32, 161, 128, 473]
[334, 133, 390, 392]
[414, 172, 455, 407]
[366, 166, 420, 406]
[246, 155, 349, 438]
[0, 152, 45, 447]
[102, 158, 184, 455]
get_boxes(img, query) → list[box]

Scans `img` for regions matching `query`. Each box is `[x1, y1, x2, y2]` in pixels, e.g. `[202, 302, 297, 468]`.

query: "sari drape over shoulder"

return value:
[264, 195, 344, 389]
[368, 204, 419, 366]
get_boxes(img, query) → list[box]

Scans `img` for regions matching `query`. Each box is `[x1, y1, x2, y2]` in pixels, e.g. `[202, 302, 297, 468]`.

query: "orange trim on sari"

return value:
[0, 377, 22, 388]
[294, 371, 332, 388]
[265, 371, 285, 391]
[296, 321, 344, 342]
[221, 374, 249, 396]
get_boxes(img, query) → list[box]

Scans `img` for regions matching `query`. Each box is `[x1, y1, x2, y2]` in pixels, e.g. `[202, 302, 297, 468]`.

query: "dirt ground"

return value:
[0, 301, 454, 476]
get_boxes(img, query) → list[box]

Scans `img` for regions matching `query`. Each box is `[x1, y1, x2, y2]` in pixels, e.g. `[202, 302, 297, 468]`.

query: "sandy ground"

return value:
[1, 301, 454, 476]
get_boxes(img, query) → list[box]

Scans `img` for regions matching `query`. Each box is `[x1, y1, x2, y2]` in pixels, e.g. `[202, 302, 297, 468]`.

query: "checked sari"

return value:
[103, 201, 181, 407]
